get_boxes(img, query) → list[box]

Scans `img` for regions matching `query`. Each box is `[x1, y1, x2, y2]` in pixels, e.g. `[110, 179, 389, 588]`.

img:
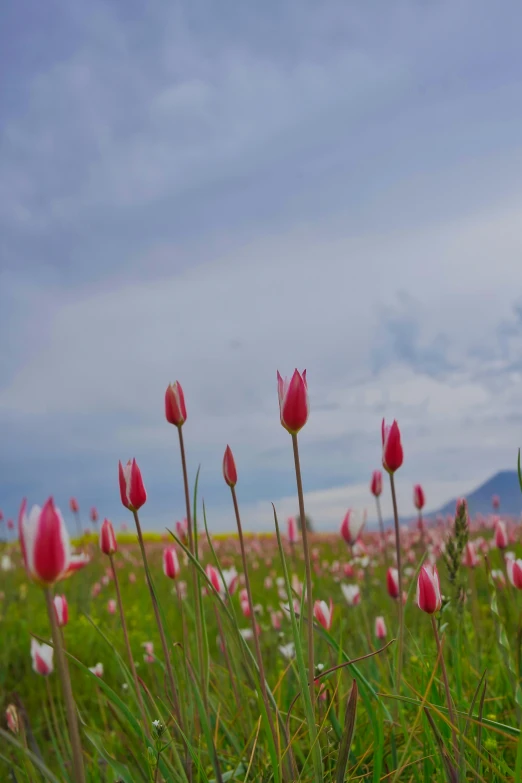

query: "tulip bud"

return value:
[370, 470, 382, 497]
[340, 509, 365, 546]
[163, 547, 181, 579]
[89, 663, 104, 678]
[494, 520, 508, 550]
[69, 498, 79, 513]
[19, 498, 88, 586]
[341, 584, 361, 606]
[463, 541, 479, 568]
[100, 519, 117, 556]
[175, 519, 188, 543]
[277, 369, 309, 434]
[31, 639, 54, 676]
[313, 598, 333, 631]
[382, 419, 403, 473]
[506, 556, 522, 589]
[206, 564, 222, 594]
[413, 484, 425, 511]
[107, 599, 116, 614]
[287, 516, 298, 544]
[375, 616, 387, 639]
[118, 459, 147, 511]
[6, 704, 19, 734]
[222, 445, 237, 487]
[416, 564, 442, 614]
[165, 381, 187, 427]
[492, 494, 500, 510]
[53, 594, 69, 627]
[90, 507, 99, 523]
[386, 567, 400, 599]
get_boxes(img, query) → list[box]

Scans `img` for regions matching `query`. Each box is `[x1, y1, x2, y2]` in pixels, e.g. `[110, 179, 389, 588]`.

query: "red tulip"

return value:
[506, 557, 522, 589]
[90, 507, 98, 523]
[413, 484, 425, 511]
[53, 594, 69, 627]
[175, 519, 188, 543]
[463, 541, 479, 568]
[69, 498, 79, 513]
[386, 567, 400, 599]
[31, 639, 54, 676]
[163, 547, 181, 579]
[277, 369, 309, 434]
[287, 516, 298, 544]
[7, 519, 14, 530]
[370, 470, 383, 497]
[492, 494, 500, 510]
[118, 459, 147, 511]
[381, 419, 403, 473]
[416, 564, 442, 614]
[375, 616, 387, 639]
[314, 598, 333, 630]
[494, 520, 508, 550]
[19, 498, 88, 586]
[340, 509, 365, 545]
[222, 445, 237, 487]
[99, 519, 117, 555]
[165, 381, 187, 427]
[206, 564, 222, 594]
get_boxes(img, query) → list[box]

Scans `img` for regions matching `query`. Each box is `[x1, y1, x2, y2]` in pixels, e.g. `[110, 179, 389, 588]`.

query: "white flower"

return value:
[1, 555, 13, 571]
[279, 642, 296, 660]
[341, 584, 361, 606]
[152, 719, 161, 728]
[89, 663, 104, 678]
[31, 639, 54, 676]
[239, 628, 253, 640]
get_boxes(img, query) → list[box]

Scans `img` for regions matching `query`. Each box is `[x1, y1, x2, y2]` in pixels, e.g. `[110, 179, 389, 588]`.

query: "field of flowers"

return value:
[1, 372, 522, 782]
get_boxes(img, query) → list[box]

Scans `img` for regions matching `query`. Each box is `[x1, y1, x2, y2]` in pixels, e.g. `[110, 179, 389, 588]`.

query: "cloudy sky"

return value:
[2, 0, 522, 533]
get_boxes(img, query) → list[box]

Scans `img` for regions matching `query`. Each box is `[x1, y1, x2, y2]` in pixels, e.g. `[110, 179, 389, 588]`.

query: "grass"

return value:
[0, 513, 519, 782]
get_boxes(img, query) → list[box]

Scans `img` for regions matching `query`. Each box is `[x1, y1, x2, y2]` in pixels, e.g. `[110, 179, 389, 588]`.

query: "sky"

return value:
[2, 0, 522, 534]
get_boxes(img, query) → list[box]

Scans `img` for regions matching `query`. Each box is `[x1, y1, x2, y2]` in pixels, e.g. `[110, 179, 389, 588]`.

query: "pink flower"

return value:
[53, 594, 69, 627]
[31, 639, 54, 676]
[492, 494, 500, 510]
[413, 484, 425, 511]
[386, 567, 400, 599]
[7, 519, 14, 530]
[375, 616, 387, 639]
[176, 519, 188, 544]
[494, 520, 508, 550]
[271, 611, 282, 630]
[206, 564, 222, 594]
[163, 547, 181, 579]
[19, 498, 89, 586]
[89, 663, 104, 678]
[100, 519, 117, 556]
[69, 498, 79, 513]
[341, 584, 361, 606]
[340, 509, 365, 546]
[382, 419, 403, 474]
[506, 558, 522, 589]
[165, 381, 187, 427]
[118, 459, 147, 511]
[416, 564, 442, 614]
[370, 470, 383, 497]
[277, 369, 309, 434]
[463, 542, 479, 568]
[314, 598, 334, 630]
[287, 516, 298, 544]
[239, 588, 251, 617]
[90, 507, 98, 523]
[129, 572, 136, 584]
[222, 445, 238, 487]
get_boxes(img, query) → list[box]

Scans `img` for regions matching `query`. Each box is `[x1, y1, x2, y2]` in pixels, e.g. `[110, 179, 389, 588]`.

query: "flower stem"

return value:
[389, 473, 404, 694]
[214, 604, 241, 711]
[375, 495, 389, 568]
[230, 486, 279, 752]
[44, 588, 85, 783]
[177, 426, 205, 701]
[110, 555, 150, 738]
[291, 433, 315, 710]
[132, 510, 182, 728]
[431, 615, 458, 756]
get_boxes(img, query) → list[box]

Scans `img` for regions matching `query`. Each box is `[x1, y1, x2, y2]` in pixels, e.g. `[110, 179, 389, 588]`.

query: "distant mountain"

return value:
[431, 471, 522, 519]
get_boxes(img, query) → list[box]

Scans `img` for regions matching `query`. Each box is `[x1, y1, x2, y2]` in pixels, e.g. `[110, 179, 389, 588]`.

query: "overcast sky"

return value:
[2, 0, 522, 533]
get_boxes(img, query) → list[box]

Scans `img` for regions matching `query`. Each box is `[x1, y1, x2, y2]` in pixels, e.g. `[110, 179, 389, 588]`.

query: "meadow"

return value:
[1, 374, 522, 782]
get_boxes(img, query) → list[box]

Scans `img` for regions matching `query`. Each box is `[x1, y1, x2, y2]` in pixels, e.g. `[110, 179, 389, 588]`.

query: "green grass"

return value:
[0, 526, 518, 782]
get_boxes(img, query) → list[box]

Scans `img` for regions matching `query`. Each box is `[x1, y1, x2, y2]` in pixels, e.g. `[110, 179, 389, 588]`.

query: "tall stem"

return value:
[214, 604, 241, 711]
[132, 510, 182, 728]
[230, 486, 279, 751]
[389, 473, 404, 694]
[375, 496, 388, 568]
[431, 616, 458, 756]
[291, 433, 315, 709]
[177, 426, 205, 698]
[110, 555, 150, 738]
[44, 588, 85, 783]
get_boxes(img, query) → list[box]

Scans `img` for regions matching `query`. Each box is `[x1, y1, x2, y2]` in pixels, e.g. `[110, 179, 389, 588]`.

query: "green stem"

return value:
[376, 495, 389, 568]
[132, 510, 182, 728]
[431, 615, 458, 758]
[44, 588, 85, 783]
[291, 433, 315, 710]
[389, 473, 404, 695]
